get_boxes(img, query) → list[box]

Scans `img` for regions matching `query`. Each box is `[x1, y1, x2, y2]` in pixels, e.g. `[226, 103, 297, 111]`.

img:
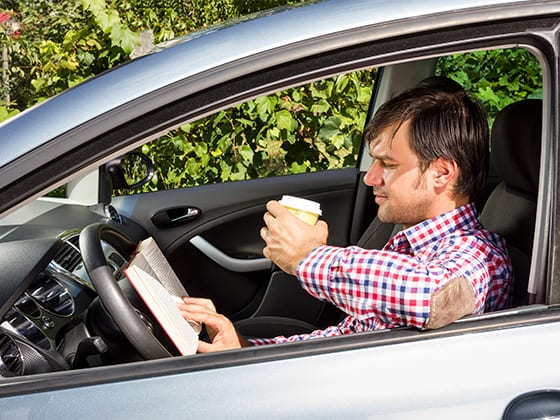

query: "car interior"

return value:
[0, 44, 547, 378]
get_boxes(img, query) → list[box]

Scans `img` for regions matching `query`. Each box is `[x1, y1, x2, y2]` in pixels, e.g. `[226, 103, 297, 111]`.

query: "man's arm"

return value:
[248, 317, 361, 345]
[260, 199, 478, 329]
[295, 241, 492, 329]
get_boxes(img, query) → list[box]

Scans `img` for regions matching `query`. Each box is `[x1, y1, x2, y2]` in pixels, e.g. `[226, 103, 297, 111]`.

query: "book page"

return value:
[132, 237, 201, 333]
[125, 264, 198, 355]
[136, 237, 188, 298]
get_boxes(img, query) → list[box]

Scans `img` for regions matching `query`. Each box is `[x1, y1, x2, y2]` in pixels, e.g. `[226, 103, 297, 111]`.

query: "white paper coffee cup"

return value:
[279, 195, 322, 225]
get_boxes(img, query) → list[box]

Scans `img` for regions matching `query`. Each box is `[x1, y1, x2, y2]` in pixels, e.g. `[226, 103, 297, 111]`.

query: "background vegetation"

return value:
[0, 0, 543, 193]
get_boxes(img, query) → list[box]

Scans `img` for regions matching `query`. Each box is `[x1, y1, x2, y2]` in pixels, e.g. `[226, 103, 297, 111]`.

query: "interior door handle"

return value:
[189, 235, 272, 272]
[151, 206, 201, 228]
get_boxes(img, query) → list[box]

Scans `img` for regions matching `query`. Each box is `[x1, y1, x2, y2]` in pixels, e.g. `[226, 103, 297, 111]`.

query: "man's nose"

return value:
[363, 160, 383, 187]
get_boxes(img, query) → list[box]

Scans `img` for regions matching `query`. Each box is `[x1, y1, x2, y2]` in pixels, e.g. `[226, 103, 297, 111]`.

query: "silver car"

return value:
[0, 0, 559, 418]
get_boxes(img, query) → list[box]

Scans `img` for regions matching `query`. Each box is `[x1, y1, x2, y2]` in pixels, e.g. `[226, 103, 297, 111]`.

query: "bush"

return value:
[0, 0, 305, 119]
[139, 70, 374, 190]
[437, 49, 542, 124]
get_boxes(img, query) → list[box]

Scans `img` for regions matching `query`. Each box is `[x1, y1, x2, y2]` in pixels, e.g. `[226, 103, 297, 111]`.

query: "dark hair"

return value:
[415, 75, 463, 92]
[364, 84, 489, 201]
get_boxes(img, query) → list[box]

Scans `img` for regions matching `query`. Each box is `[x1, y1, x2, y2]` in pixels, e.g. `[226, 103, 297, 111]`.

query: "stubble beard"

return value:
[377, 198, 431, 227]
[376, 172, 430, 228]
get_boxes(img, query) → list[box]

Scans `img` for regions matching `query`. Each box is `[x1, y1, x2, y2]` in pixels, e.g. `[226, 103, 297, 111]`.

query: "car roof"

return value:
[0, 0, 555, 171]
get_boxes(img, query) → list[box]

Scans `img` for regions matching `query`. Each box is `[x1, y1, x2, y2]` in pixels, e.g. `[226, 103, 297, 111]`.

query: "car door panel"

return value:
[2, 315, 560, 419]
[112, 167, 361, 323]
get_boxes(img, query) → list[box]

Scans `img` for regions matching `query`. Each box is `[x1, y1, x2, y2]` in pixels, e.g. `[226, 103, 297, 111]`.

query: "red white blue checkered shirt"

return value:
[249, 203, 512, 345]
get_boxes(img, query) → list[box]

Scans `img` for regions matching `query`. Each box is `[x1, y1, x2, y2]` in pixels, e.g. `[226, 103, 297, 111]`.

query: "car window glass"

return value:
[116, 69, 376, 194]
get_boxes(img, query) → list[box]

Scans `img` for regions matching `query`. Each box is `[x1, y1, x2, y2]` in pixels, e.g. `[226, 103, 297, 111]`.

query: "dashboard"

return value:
[0, 201, 148, 377]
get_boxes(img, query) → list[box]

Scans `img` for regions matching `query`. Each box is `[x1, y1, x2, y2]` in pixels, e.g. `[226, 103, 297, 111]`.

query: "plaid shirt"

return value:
[249, 203, 511, 345]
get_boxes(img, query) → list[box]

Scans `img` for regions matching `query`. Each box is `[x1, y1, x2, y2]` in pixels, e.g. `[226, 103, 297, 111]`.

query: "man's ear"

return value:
[430, 158, 458, 190]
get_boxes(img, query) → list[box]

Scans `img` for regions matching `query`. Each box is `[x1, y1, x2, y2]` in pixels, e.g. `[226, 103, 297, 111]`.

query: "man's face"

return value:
[363, 120, 434, 228]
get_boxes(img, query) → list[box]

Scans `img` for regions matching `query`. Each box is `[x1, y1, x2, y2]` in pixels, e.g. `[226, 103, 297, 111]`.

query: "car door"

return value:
[110, 68, 379, 330]
[113, 169, 361, 328]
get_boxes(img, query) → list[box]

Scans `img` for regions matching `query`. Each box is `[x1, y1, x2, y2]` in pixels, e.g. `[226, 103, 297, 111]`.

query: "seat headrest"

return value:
[490, 99, 542, 197]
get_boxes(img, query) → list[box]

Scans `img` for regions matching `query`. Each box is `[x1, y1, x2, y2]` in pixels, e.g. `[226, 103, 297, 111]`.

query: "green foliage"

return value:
[437, 49, 542, 123]
[0, 0, 139, 114]
[140, 70, 373, 190]
[0, 0, 305, 119]
[0, 105, 18, 121]
[114, 0, 305, 45]
[81, 0, 140, 55]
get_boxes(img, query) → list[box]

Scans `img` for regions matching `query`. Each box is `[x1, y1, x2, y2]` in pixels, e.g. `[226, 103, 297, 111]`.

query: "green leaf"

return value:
[275, 109, 293, 131]
[318, 116, 342, 142]
[0, 106, 19, 122]
[193, 141, 208, 157]
[290, 161, 309, 174]
[81, 0, 140, 54]
[238, 144, 254, 163]
[255, 96, 276, 121]
[335, 74, 349, 93]
[310, 99, 330, 115]
[268, 127, 280, 139]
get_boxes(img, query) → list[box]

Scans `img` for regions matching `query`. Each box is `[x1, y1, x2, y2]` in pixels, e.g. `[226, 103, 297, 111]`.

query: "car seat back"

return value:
[479, 99, 542, 307]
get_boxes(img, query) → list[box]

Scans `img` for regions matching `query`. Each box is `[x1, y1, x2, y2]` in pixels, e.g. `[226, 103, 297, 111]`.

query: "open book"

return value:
[124, 237, 200, 355]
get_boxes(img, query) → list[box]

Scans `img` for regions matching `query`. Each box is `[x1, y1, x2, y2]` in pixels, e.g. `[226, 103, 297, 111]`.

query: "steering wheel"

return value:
[79, 223, 172, 359]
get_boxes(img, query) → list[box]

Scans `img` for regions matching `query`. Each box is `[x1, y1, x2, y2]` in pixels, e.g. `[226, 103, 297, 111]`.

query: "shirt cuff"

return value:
[295, 245, 342, 300]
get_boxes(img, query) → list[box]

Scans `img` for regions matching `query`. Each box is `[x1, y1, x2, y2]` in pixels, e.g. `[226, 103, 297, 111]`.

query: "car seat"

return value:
[479, 99, 542, 307]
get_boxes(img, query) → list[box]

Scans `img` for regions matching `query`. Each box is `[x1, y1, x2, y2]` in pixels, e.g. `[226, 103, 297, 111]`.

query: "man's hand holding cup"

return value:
[261, 196, 328, 275]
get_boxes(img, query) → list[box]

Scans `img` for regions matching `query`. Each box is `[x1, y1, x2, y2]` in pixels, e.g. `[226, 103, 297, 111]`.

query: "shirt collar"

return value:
[386, 203, 480, 255]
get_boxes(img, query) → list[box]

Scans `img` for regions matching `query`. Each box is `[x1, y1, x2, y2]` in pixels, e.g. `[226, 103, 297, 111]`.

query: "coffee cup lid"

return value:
[279, 195, 322, 215]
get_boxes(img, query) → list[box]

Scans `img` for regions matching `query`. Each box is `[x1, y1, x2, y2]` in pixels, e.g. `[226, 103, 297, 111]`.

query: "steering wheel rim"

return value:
[80, 223, 171, 360]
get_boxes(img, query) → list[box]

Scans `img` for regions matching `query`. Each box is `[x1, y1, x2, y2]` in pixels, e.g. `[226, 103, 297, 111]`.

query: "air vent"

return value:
[54, 234, 82, 272]
[0, 334, 23, 377]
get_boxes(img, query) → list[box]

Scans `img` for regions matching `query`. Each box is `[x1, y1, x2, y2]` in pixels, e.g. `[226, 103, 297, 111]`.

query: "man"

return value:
[179, 84, 512, 352]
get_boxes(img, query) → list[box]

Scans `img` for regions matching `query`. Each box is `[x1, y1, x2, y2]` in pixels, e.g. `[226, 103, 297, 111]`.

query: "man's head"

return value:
[363, 83, 488, 227]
